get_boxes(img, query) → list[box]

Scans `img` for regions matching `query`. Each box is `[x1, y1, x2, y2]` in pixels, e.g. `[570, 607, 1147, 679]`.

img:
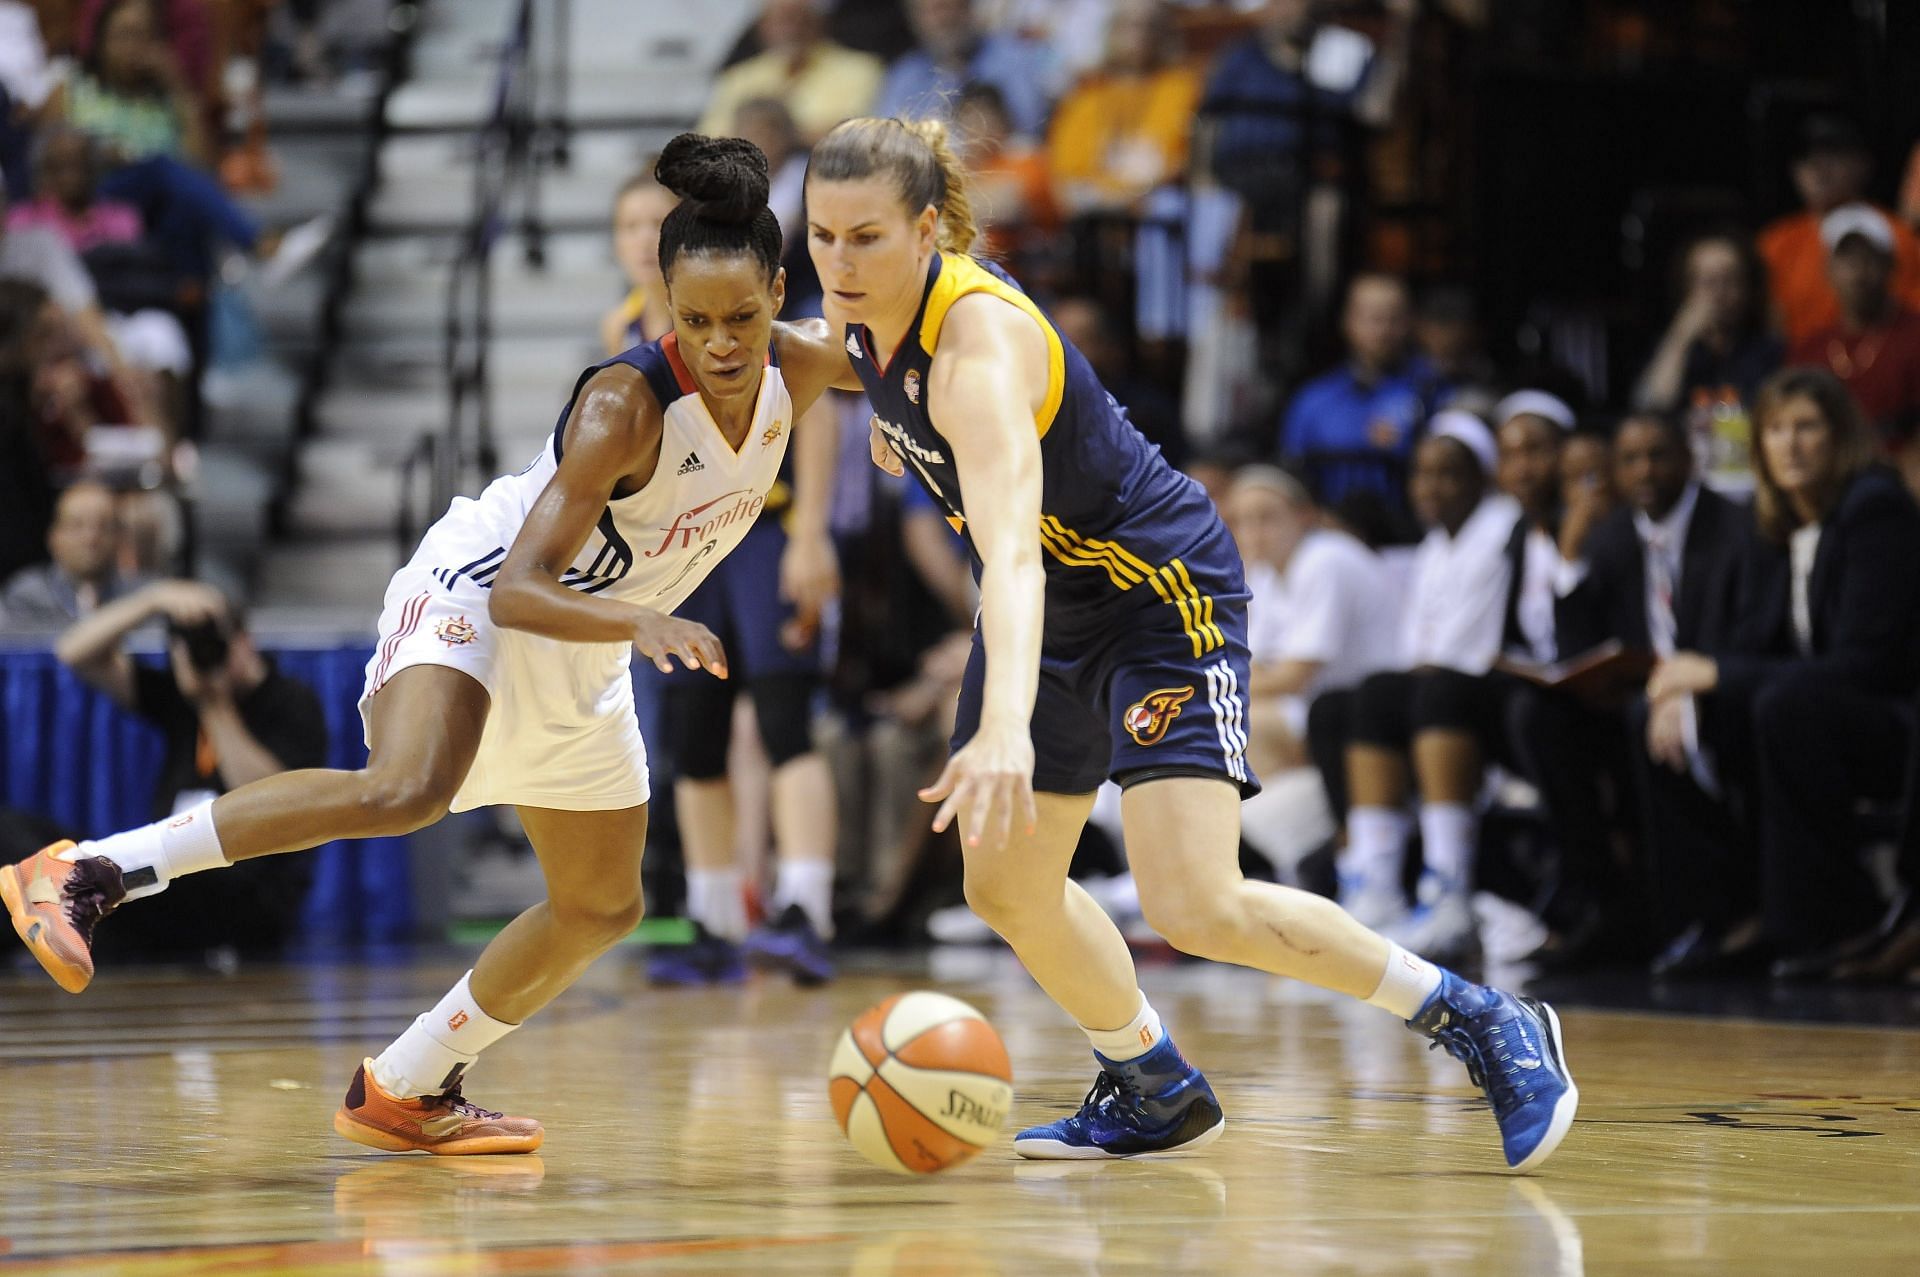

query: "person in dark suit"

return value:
[1650, 368, 1920, 977]
[1530, 412, 1750, 970]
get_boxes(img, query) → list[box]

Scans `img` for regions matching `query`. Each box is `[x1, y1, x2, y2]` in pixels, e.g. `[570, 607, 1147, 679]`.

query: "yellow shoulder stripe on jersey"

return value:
[1037, 517, 1224, 658]
[920, 253, 1067, 439]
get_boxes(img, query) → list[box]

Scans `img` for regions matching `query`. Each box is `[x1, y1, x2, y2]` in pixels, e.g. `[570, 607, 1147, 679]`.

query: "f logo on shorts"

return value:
[1123, 686, 1196, 747]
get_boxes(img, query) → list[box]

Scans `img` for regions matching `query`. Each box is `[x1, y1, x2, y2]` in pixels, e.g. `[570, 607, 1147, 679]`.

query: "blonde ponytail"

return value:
[809, 115, 981, 257]
[899, 118, 979, 256]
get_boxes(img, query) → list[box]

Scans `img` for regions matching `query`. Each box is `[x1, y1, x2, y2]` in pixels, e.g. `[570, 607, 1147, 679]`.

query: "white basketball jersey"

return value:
[407, 334, 793, 616]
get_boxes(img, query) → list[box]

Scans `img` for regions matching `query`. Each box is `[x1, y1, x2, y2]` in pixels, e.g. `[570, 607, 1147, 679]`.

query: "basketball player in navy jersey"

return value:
[0, 135, 865, 1154]
[804, 117, 1579, 1169]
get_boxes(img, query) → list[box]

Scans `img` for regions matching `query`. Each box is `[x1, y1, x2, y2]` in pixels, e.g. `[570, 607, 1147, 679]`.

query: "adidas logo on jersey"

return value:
[846, 332, 863, 358]
[676, 452, 705, 475]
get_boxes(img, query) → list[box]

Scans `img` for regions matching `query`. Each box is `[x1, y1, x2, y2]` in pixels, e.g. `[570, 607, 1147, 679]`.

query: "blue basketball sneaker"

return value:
[1013, 1035, 1225, 1160]
[1409, 970, 1579, 1171]
[645, 923, 746, 986]
[743, 904, 834, 986]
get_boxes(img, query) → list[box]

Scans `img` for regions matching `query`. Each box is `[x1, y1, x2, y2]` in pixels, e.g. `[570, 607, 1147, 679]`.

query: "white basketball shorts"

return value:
[357, 566, 650, 813]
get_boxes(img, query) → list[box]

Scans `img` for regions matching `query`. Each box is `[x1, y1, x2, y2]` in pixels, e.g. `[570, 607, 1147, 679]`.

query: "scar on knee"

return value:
[1267, 924, 1323, 957]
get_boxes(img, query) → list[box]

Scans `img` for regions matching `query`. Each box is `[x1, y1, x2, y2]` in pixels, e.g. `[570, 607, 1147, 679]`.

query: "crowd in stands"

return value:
[5, 1, 1920, 987]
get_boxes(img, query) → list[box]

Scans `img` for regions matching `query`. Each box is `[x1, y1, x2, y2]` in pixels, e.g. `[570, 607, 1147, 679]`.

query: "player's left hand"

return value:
[920, 718, 1037, 850]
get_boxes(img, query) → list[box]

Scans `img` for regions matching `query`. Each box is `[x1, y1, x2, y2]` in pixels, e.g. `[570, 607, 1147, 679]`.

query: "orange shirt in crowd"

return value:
[1047, 65, 1203, 211]
[969, 146, 1059, 263]
[1759, 204, 1920, 346]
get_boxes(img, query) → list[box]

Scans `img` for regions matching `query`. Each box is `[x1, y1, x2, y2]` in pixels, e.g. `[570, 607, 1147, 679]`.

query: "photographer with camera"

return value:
[53, 579, 327, 958]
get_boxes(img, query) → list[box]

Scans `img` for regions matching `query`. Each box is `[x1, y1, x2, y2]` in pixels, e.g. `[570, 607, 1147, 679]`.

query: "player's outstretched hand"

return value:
[919, 720, 1037, 850]
[632, 610, 728, 678]
[869, 417, 905, 477]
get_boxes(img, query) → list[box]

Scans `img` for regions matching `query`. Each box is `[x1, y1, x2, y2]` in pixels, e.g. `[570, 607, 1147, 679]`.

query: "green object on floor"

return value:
[445, 916, 694, 946]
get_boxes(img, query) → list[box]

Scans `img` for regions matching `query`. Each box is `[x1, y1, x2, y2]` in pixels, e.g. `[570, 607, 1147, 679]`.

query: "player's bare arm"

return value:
[917, 292, 1050, 848]
[489, 363, 727, 676]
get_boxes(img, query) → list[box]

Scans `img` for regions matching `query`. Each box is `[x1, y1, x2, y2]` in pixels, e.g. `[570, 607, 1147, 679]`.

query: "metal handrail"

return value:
[400, 0, 562, 556]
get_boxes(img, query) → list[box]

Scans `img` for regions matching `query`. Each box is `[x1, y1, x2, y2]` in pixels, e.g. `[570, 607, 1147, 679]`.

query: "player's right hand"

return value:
[632, 611, 728, 678]
[919, 718, 1037, 851]
[869, 417, 905, 477]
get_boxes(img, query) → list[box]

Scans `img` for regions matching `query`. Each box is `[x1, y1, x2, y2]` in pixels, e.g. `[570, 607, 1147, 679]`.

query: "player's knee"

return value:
[553, 890, 644, 947]
[356, 769, 454, 833]
[1141, 889, 1242, 960]
[962, 868, 1040, 936]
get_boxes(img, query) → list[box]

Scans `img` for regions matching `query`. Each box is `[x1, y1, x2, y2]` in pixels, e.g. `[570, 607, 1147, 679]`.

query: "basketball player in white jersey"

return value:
[0, 134, 862, 1154]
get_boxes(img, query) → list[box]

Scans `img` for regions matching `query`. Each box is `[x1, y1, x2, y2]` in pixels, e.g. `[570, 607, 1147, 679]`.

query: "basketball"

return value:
[828, 991, 1014, 1174]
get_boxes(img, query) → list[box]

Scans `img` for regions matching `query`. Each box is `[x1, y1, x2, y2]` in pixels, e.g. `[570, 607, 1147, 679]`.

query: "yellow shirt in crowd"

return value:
[697, 42, 885, 143]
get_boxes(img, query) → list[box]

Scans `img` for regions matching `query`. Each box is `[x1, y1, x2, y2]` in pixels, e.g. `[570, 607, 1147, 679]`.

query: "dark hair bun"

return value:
[655, 134, 771, 225]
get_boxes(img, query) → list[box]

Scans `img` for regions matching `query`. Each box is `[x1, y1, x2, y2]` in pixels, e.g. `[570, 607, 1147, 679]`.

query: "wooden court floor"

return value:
[0, 950, 1916, 1275]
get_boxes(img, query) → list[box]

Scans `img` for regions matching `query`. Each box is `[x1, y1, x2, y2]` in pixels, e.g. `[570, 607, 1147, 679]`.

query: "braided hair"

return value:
[654, 133, 784, 282]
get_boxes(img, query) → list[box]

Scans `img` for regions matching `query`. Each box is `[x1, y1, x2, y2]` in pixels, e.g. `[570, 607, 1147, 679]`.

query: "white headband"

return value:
[1493, 390, 1576, 433]
[1428, 410, 1498, 473]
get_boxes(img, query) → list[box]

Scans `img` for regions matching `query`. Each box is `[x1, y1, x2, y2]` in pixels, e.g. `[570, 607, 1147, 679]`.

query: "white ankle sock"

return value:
[1082, 993, 1165, 1063]
[686, 869, 746, 942]
[1417, 802, 1477, 895]
[1364, 942, 1444, 1019]
[773, 859, 834, 939]
[1340, 807, 1409, 890]
[369, 971, 520, 1099]
[66, 800, 229, 901]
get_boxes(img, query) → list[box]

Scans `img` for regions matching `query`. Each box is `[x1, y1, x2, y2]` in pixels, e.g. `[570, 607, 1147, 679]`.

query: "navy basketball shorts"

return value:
[666, 515, 820, 684]
[951, 590, 1260, 799]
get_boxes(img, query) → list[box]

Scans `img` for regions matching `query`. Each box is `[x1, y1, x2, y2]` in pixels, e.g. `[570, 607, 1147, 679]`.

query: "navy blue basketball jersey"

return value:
[846, 252, 1239, 656]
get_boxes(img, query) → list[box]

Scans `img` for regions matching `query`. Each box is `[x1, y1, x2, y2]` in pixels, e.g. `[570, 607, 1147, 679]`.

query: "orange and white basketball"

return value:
[828, 991, 1014, 1174]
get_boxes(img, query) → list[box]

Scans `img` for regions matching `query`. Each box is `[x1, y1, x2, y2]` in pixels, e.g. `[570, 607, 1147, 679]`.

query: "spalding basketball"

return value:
[828, 991, 1014, 1174]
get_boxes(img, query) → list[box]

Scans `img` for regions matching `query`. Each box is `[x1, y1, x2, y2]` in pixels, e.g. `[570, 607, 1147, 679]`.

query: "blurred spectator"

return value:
[58, 0, 214, 168]
[1552, 412, 1750, 974]
[1560, 429, 1616, 526]
[981, 0, 1117, 86]
[1, 478, 146, 629]
[1634, 231, 1782, 484]
[1491, 391, 1575, 664]
[600, 170, 675, 355]
[9, 128, 144, 251]
[698, 0, 883, 145]
[1310, 414, 1519, 961]
[55, 578, 328, 958]
[12, 126, 193, 392]
[1047, 1, 1200, 217]
[0, 278, 60, 584]
[11, 283, 145, 482]
[0, 170, 159, 419]
[1193, 0, 1410, 213]
[0, 1, 56, 194]
[1051, 294, 1182, 468]
[1759, 113, 1920, 348]
[876, 0, 1054, 139]
[952, 83, 1055, 273]
[1787, 205, 1920, 486]
[728, 96, 823, 316]
[1228, 464, 1397, 775]
[1278, 272, 1444, 510]
[1648, 369, 1920, 977]
[1414, 285, 1496, 404]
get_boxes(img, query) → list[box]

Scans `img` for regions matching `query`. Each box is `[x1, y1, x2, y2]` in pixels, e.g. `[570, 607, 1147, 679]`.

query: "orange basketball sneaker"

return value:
[334, 1060, 545, 1155]
[0, 842, 126, 994]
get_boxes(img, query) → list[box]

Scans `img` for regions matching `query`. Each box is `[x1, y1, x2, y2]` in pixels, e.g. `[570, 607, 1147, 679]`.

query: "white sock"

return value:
[1417, 802, 1477, 896]
[1340, 806, 1409, 891]
[687, 869, 746, 942]
[1082, 993, 1165, 1063]
[773, 858, 834, 939]
[1364, 942, 1445, 1019]
[369, 970, 519, 1099]
[64, 800, 229, 901]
